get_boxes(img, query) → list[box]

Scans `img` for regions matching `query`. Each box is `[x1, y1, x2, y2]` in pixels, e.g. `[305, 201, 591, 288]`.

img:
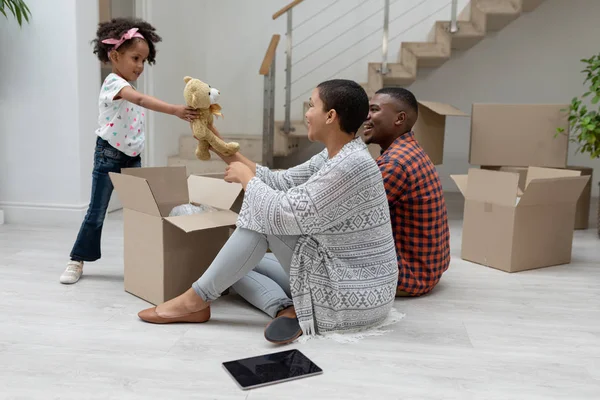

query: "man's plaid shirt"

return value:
[377, 132, 451, 296]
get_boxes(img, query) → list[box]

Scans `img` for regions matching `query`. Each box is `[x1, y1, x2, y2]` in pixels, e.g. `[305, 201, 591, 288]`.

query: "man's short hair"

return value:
[376, 87, 419, 117]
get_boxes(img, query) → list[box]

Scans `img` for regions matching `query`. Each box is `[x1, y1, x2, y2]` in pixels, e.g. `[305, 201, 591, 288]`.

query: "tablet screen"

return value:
[222, 349, 323, 390]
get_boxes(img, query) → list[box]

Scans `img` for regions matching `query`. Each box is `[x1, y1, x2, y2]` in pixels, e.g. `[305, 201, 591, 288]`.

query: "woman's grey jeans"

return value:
[192, 227, 298, 318]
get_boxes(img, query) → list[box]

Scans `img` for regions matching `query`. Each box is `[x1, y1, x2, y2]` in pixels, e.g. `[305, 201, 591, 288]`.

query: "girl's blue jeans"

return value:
[70, 137, 141, 262]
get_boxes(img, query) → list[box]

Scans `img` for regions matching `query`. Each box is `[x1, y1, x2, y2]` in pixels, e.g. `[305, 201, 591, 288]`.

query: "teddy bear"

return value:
[183, 76, 240, 160]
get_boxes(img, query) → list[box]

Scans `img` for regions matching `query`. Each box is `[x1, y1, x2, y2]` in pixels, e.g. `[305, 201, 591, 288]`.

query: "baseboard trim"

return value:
[0, 201, 88, 226]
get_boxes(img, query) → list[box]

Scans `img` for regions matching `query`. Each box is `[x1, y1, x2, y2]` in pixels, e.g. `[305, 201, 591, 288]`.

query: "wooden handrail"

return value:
[272, 0, 304, 20]
[259, 34, 281, 75]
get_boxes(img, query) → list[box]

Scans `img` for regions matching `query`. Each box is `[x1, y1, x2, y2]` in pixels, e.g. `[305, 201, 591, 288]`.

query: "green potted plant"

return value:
[557, 53, 600, 236]
[1, 0, 31, 26]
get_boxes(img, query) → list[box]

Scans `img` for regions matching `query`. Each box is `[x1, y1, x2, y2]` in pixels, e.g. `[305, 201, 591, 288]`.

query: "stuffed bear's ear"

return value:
[184, 76, 192, 83]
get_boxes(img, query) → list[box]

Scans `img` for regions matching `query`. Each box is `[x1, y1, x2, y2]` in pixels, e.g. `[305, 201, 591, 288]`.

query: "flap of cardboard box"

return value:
[518, 176, 590, 207]
[567, 166, 594, 176]
[122, 166, 189, 209]
[109, 172, 161, 217]
[187, 175, 243, 210]
[457, 169, 520, 206]
[524, 166, 581, 189]
[164, 209, 239, 233]
[419, 101, 468, 117]
[450, 174, 469, 197]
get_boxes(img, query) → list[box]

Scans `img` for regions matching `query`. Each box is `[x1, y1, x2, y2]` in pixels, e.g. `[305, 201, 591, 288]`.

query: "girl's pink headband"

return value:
[101, 28, 145, 55]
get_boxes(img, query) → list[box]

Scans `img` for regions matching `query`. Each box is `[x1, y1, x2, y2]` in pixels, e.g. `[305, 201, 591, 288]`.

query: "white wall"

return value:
[144, 0, 208, 167]
[146, 0, 466, 166]
[0, 0, 99, 224]
[408, 0, 600, 196]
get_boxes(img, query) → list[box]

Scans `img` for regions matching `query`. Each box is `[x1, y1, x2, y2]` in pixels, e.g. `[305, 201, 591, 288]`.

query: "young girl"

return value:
[60, 18, 199, 284]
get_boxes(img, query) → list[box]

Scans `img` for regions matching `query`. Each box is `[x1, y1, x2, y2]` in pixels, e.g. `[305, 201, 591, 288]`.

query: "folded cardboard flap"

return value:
[187, 175, 243, 211]
[164, 210, 239, 233]
[518, 176, 590, 207]
[524, 166, 581, 189]
[412, 101, 468, 166]
[419, 101, 469, 117]
[466, 169, 519, 206]
[109, 172, 161, 217]
[122, 166, 189, 210]
[452, 170, 524, 205]
[450, 174, 469, 197]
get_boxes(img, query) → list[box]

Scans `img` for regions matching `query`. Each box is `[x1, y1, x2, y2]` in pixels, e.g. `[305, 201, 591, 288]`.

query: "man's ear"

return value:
[395, 111, 407, 126]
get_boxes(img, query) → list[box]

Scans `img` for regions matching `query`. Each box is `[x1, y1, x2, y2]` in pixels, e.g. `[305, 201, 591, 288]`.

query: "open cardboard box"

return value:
[469, 104, 570, 168]
[109, 166, 243, 305]
[481, 166, 594, 230]
[451, 167, 589, 273]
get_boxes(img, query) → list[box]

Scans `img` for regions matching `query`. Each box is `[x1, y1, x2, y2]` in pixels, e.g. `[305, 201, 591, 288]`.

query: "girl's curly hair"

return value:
[92, 18, 162, 64]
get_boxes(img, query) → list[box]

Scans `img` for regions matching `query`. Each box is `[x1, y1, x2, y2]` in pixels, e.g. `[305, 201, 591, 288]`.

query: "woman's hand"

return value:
[174, 105, 200, 122]
[224, 162, 255, 188]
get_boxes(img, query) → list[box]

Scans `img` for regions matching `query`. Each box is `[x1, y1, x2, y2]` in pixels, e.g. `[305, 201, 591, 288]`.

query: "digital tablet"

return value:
[222, 349, 323, 390]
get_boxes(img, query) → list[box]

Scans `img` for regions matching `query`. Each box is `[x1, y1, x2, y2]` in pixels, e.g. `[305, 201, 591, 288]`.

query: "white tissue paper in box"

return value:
[169, 203, 218, 217]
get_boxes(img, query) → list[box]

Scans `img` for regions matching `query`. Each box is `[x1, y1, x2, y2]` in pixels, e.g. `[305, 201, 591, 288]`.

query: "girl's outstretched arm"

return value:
[118, 86, 199, 122]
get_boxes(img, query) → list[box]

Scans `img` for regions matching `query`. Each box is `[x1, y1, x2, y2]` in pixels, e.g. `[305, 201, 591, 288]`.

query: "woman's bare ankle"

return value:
[182, 288, 209, 311]
[156, 289, 209, 317]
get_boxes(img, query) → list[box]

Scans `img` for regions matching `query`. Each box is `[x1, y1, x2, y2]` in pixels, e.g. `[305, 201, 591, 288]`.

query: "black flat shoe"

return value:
[264, 316, 303, 345]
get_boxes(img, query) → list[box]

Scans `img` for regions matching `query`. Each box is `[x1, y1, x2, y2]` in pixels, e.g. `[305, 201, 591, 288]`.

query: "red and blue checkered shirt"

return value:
[377, 132, 451, 296]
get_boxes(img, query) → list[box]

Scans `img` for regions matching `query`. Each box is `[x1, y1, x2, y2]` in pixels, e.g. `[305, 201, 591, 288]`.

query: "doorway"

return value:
[99, 0, 138, 213]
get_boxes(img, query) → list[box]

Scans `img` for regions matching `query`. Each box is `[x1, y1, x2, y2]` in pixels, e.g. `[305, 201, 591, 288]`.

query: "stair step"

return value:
[402, 42, 450, 68]
[178, 134, 263, 161]
[436, 21, 485, 50]
[474, 0, 521, 31]
[476, 0, 520, 13]
[367, 63, 415, 93]
[521, 0, 546, 12]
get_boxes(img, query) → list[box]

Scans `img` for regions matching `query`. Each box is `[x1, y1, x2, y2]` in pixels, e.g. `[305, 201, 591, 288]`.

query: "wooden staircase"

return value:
[367, 0, 546, 94]
[168, 0, 547, 172]
[273, 0, 547, 157]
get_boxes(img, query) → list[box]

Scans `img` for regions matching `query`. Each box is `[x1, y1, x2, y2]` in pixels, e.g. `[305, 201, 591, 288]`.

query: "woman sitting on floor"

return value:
[138, 79, 398, 344]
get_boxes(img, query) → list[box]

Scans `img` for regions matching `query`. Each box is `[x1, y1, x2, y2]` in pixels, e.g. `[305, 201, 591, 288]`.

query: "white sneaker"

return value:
[60, 261, 83, 284]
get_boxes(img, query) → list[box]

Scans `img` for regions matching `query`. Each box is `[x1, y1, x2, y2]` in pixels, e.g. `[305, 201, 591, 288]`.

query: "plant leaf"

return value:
[15, 1, 22, 26]
[593, 95, 600, 104]
[20, 0, 31, 22]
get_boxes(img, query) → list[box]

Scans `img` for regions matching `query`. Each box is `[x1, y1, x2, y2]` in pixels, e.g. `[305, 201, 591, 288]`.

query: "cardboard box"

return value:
[469, 104, 569, 168]
[414, 101, 468, 165]
[481, 166, 593, 230]
[109, 166, 243, 305]
[451, 167, 589, 273]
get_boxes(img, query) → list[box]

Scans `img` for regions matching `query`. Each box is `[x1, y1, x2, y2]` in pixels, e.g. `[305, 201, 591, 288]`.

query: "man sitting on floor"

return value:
[363, 87, 450, 296]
